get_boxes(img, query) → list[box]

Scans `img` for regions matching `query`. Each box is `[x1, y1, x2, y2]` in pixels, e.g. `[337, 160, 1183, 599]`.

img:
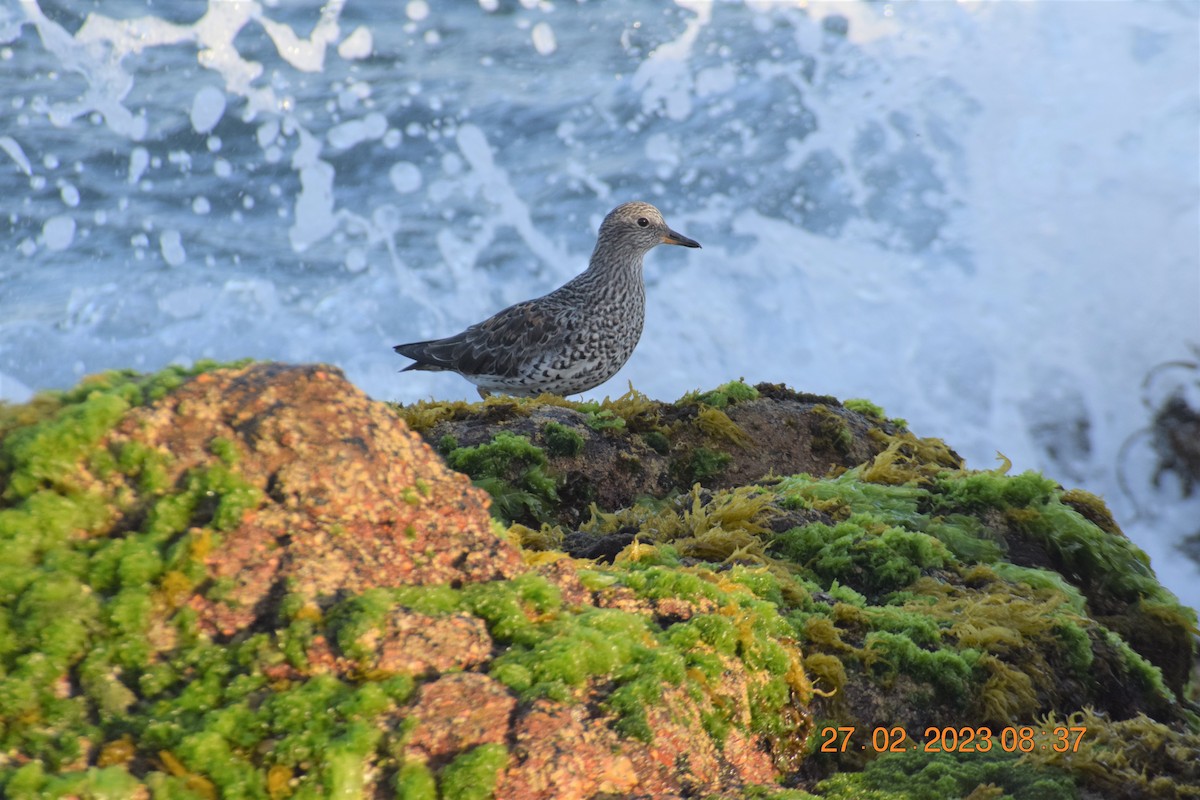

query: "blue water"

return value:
[2, 0, 1198, 610]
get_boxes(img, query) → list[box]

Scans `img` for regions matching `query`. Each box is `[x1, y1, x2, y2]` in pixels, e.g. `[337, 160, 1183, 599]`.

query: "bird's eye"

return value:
[637, 217, 649, 227]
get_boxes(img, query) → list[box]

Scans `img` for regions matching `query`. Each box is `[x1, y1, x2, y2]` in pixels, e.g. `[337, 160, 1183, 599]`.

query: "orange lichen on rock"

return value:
[104, 362, 524, 635]
[405, 673, 518, 761]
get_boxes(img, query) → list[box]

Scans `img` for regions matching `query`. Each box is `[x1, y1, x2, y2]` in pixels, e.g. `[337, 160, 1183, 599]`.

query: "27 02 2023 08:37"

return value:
[817, 725, 1088, 754]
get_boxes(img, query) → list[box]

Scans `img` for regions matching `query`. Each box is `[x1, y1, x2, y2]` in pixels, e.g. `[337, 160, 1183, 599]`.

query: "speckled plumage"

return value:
[395, 201, 700, 398]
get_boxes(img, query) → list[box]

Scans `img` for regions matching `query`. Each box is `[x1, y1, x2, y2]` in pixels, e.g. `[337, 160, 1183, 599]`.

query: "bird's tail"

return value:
[394, 341, 452, 372]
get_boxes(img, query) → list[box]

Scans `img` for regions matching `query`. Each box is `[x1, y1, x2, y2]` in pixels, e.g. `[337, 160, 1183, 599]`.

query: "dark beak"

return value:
[662, 228, 701, 248]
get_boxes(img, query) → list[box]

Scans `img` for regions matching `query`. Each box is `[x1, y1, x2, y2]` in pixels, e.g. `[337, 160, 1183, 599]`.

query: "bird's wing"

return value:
[398, 299, 566, 378]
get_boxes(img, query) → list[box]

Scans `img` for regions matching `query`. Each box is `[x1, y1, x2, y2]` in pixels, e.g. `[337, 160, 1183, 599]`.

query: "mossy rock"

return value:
[3, 364, 1198, 799]
[484, 390, 1200, 796]
[0, 365, 818, 797]
[392, 381, 907, 528]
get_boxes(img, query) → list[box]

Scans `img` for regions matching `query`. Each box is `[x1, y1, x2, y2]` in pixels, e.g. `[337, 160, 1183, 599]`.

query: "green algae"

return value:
[936, 468, 1059, 511]
[987, 563, 1088, 615]
[1, 387, 130, 499]
[1012, 490, 1166, 605]
[795, 745, 1077, 800]
[765, 459, 1195, 739]
[0, 362, 348, 797]
[395, 760, 437, 800]
[290, 566, 813, 754]
[443, 432, 559, 524]
[16, 561, 813, 793]
[843, 398, 886, 421]
[489, 605, 669, 704]
[3, 762, 148, 800]
[327, 588, 407, 664]
[641, 429, 670, 454]
[471, 564, 810, 745]
[578, 404, 626, 432]
[116, 440, 171, 494]
[135, 666, 402, 796]
[779, 471, 999, 564]
[774, 518, 950, 599]
[680, 379, 760, 409]
[678, 445, 732, 484]
[817, 488, 996, 565]
[208, 436, 240, 468]
[499, 431, 1193, 741]
[782, 561, 1123, 730]
[324, 390, 1197, 792]
[1097, 627, 1175, 705]
[540, 421, 584, 457]
[844, 398, 908, 430]
[439, 743, 508, 800]
[194, 464, 263, 532]
[931, 467, 1198, 696]
[2, 591, 417, 794]
[0, 365, 252, 502]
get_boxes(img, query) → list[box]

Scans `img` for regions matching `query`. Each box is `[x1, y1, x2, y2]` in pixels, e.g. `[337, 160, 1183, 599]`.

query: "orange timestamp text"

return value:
[818, 725, 1087, 754]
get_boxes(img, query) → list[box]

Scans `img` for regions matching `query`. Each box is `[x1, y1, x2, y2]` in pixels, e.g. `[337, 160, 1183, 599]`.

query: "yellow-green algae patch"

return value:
[843, 398, 908, 430]
[1027, 707, 1200, 797]
[574, 484, 775, 565]
[393, 384, 664, 437]
[694, 404, 753, 447]
[678, 378, 761, 409]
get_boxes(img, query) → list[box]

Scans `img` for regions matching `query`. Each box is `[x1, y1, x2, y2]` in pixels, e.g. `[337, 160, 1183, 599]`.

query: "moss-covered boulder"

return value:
[397, 380, 899, 529]
[0, 364, 813, 798]
[1, 363, 1197, 800]
[394, 378, 1200, 799]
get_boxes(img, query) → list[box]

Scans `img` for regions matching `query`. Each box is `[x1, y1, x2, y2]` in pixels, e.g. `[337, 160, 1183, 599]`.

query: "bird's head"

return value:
[598, 201, 701, 254]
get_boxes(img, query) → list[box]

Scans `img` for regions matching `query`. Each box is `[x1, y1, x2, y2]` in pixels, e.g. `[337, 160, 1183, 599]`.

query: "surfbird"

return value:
[394, 201, 700, 398]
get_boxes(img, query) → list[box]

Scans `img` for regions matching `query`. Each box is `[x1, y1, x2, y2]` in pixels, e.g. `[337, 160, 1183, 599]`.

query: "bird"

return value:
[394, 201, 700, 398]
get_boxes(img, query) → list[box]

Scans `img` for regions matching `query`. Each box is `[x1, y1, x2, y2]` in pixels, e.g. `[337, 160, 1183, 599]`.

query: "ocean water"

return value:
[2, 0, 1198, 612]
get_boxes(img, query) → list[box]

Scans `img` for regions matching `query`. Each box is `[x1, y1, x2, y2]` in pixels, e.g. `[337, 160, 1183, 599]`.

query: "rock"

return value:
[405, 673, 516, 761]
[0, 363, 812, 798]
[397, 380, 905, 529]
[0, 362, 1197, 800]
[103, 362, 525, 636]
